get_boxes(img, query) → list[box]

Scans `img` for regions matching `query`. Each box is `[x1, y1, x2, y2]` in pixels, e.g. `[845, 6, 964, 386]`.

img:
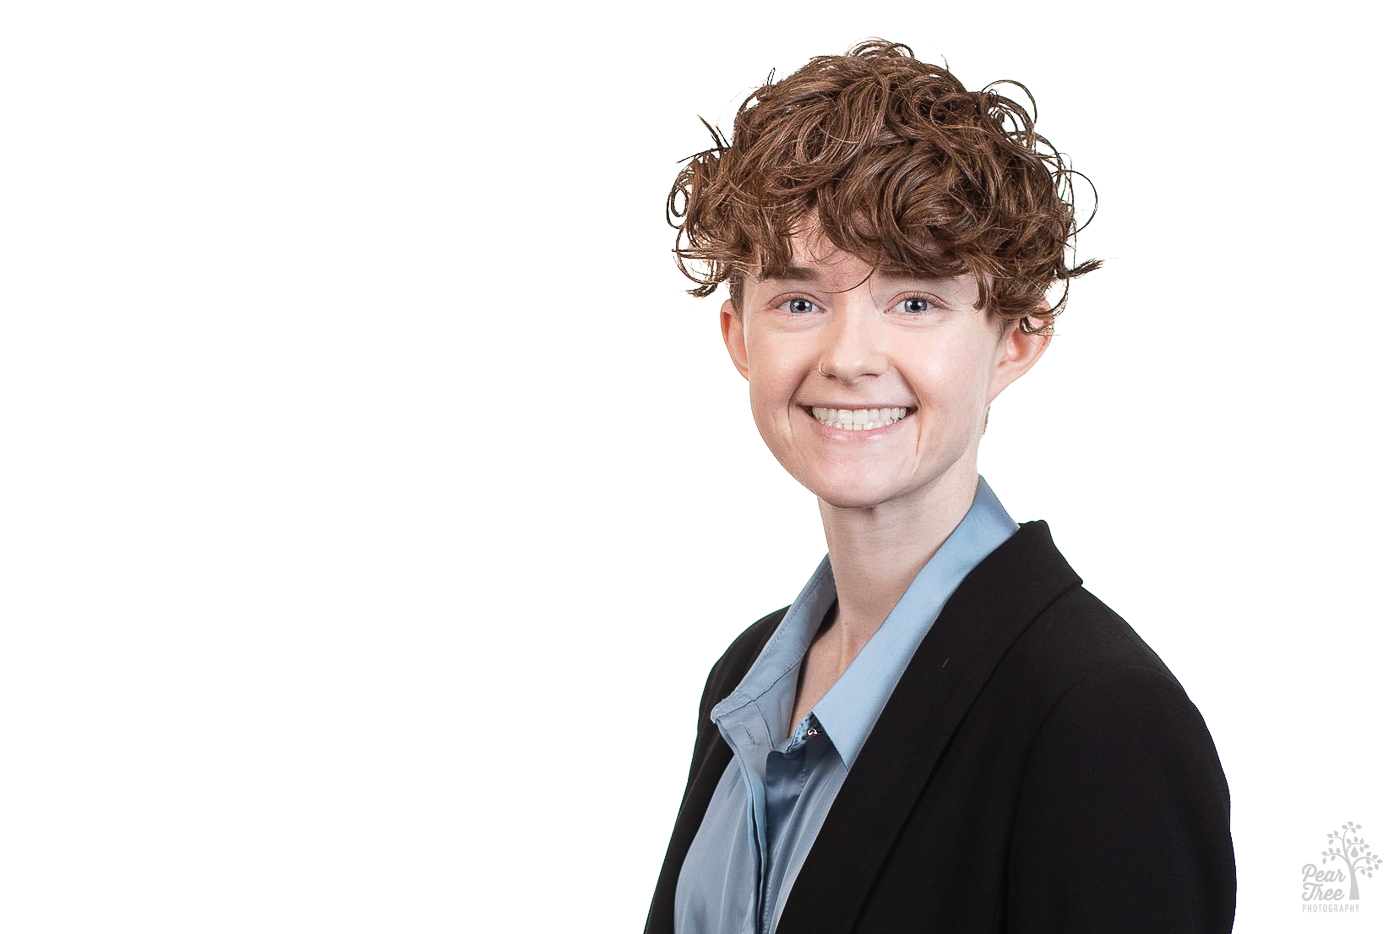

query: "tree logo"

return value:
[1301, 822, 1384, 904]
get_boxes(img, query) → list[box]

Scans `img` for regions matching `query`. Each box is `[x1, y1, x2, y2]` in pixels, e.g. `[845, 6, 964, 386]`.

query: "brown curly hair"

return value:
[667, 40, 1100, 332]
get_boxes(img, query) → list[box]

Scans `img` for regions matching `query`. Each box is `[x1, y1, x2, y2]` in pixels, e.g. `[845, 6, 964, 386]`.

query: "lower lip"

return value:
[803, 407, 912, 441]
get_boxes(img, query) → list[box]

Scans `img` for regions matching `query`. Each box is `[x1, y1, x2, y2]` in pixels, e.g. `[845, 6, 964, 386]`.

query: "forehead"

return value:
[763, 227, 864, 275]
[751, 229, 875, 291]
[752, 229, 974, 298]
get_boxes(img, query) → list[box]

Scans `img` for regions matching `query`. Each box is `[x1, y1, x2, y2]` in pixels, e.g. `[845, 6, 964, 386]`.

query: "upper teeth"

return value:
[811, 406, 908, 430]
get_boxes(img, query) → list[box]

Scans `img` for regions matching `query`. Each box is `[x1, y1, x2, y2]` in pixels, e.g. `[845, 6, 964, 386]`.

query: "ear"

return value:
[986, 306, 1051, 404]
[720, 299, 750, 381]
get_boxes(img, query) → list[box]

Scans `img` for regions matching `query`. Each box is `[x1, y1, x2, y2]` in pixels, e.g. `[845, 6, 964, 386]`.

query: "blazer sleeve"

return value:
[1007, 665, 1236, 934]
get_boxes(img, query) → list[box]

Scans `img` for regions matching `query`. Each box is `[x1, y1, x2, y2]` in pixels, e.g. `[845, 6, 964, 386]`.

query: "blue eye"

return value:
[900, 297, 934, 314]
[783, 298, 816, 314]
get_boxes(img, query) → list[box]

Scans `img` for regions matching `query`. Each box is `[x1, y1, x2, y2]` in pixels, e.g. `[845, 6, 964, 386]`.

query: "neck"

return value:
[816, 469, 979, 659]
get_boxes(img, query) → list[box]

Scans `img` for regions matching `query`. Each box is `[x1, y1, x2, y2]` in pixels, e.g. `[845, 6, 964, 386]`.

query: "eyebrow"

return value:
[756, 266, 939, 297]
[756, 266, 824, 284]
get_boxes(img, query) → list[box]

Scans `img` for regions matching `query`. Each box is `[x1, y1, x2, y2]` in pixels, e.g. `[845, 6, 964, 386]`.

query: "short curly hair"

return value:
[667, 40, 1100, 332]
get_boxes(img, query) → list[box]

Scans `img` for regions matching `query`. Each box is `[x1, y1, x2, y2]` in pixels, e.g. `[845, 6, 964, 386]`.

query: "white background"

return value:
[2, 2, 1395, 931]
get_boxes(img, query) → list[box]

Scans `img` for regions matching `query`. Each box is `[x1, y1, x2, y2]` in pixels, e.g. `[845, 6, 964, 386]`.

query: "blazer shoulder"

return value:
[1006, 583, 1181, 699]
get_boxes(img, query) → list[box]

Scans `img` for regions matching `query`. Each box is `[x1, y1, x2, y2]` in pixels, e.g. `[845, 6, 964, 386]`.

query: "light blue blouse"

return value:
[674, 478, 1018, 934]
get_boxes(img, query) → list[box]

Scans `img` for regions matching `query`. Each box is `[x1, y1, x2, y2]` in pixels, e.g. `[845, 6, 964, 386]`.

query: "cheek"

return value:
[748, 375, 796, 436]
[745, 346, 800, 403]
[743, 356, 806, 451]
[914, 355, 998, 425]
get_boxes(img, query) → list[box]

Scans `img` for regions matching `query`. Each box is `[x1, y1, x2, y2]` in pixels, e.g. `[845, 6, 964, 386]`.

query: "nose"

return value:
[817, 307, 887, 382]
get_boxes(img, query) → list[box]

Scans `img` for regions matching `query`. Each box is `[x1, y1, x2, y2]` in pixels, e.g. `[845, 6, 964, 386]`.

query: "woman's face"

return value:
[720, 230, 1046, 516]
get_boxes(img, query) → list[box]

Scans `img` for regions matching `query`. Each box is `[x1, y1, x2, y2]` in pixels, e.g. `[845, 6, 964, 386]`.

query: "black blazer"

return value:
[646, 522, 1235, 933]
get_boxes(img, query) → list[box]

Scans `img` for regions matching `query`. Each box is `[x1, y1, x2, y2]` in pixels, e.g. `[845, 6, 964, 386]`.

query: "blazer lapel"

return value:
[645, 609, 786, 934]
[776, 522, 1081, 933]
[645, 729, 734, 934]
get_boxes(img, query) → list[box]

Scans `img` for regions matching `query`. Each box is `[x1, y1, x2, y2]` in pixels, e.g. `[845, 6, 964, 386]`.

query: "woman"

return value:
[647, 40, 1235, 934]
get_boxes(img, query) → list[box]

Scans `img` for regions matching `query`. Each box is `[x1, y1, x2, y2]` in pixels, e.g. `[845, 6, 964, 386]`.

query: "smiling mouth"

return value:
[808, 406, 910, 431]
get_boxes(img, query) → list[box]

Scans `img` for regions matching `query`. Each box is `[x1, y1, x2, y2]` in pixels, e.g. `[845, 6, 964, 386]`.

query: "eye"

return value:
[782, 298, 816, 314]
[898, 296, 936, 314]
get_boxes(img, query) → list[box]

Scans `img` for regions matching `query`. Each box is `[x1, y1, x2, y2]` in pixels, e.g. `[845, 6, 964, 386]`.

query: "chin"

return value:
[805, 479, 906, 512]
[799, 460, 975, 514]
